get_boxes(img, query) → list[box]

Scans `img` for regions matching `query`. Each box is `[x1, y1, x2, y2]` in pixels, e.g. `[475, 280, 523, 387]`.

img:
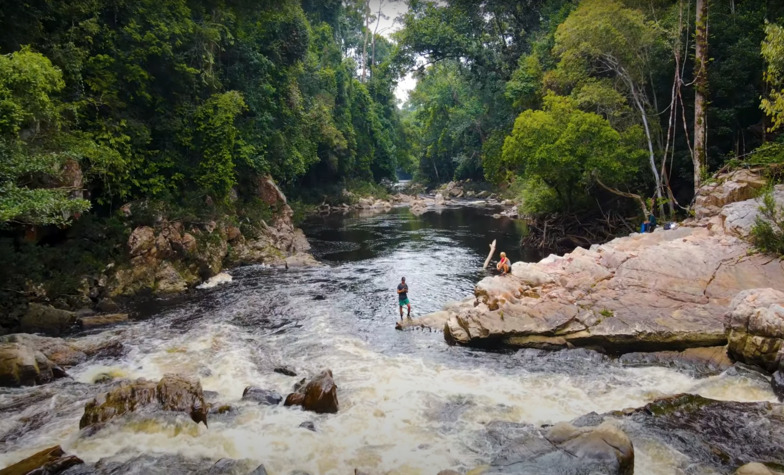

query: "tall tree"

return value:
[694, 0, 709, 191]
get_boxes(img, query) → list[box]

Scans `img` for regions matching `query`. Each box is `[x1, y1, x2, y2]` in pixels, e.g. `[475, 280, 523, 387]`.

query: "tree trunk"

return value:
[361, 0, 370, 82]
[483, 240, 497, 270]
[693, 0, 709, 194]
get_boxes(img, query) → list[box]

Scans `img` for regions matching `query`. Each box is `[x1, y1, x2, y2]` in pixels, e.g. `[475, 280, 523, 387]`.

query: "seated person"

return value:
[497, 251, 510, 274]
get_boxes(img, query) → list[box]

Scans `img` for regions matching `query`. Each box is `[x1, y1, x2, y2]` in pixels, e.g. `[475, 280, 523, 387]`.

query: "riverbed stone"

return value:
[0, 445, 83, 475]
[483, 420, 633, 475]
[0, 342, 56, 387]
[727, 288, 784, 372]
[618, 394, 784, 471]
[242, 386, 283, 405]
[284, 369, 339, 414]
[772, 370, 784, 401]
[619, 346, 733, 377]
[19, 303, 76, 336]
[79, 373, 208, 429]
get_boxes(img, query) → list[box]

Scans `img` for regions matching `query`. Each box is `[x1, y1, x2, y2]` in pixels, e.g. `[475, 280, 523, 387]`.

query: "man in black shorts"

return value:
[397, 277, 411, 319]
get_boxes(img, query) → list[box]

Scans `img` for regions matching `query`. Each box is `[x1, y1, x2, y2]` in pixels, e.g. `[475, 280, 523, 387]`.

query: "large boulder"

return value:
[736, 463, 784, 475]
[720, 185, 784, 238]
[80, 374, 208, 429]
[0, 445, 83, 475]
[483, 421, 633, 475]
[284, 369, 339, 414]
[242, 386, 283, 406]
[128, 226, 156, 257]
[0, 342, 56, 387]
[19, 303, 76, 336]
[726, 288, 784, 372]
[694, 168, 767, 219]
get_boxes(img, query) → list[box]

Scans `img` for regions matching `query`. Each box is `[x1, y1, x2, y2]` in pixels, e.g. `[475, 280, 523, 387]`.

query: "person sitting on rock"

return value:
[497, 252, 511, 275]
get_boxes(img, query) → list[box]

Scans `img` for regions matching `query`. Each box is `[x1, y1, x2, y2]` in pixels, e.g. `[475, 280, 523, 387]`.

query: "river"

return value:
[0, 204, 777, 474]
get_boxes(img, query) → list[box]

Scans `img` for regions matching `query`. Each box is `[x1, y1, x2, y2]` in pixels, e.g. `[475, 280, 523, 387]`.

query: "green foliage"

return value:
[0, 48, 91, 226]
[762, 22, 784, 132]
[499, 95, 644, 211]
[751, 189, 784, 256]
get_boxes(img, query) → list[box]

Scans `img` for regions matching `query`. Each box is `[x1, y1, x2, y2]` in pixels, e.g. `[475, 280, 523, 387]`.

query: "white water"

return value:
[0, 207, 777, 474]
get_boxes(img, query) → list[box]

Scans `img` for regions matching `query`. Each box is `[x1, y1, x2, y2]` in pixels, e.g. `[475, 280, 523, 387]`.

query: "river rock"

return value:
[78, 313, 129, 329]
[483, 420, 633, 475]
[0, 342, 56, 387]
[735, 463, 784, 475]
[79, 374, 208, 429]
[128, 226, 156, 257]
[726, 288, 784, 372]
[19, 303, 76, 336]
[242, 387, 282, 405]
[618, 394, 784, 471]
[619, 346, 733, 377]
[284, 369, 339, 414]
[772, 370, 784, 401]
[720, 185, 784, 237]
[0, 445, 83, 475]
[274, 366, 297, 376]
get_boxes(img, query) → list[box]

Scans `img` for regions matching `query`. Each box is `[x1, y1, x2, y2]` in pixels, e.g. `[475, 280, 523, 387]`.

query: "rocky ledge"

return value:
[405, 171, 784, 384]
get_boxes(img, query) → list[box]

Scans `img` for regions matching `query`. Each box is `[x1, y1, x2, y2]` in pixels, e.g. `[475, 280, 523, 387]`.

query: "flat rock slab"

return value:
[432, 192, 784, 354]
[78, 313, 129, 329]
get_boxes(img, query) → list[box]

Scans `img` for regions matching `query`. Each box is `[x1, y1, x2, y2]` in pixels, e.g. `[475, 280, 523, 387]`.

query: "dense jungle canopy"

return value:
[2, 0, 784, 226]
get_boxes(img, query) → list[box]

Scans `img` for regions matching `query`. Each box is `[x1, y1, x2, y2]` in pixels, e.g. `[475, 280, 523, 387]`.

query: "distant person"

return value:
[397, 277, 411, 319]
[497, 252, 510, 275]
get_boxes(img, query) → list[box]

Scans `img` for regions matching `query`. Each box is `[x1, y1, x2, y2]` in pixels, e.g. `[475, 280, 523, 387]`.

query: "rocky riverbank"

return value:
[402, 170, 784, 399]
[0, 176, 317, 336]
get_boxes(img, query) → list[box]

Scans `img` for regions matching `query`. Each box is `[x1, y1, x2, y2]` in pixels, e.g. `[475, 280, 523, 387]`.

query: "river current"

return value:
[0, 205, 778, 474]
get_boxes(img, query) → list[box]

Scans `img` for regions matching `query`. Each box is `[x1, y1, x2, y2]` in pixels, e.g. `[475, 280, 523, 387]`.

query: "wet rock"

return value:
[772, 371, 784, 401]
[284, 369, 339, 414]
[242, 386, 283, 405]
[78, 313, 129, 329]
[483, 420, 633, 475]
[274, 366, 297, 376]
[619, 394, 784, 471]
[68, 454, 260, 475]
[248, 465, 269, 475]
[727, 288, 784, 372]
[619, 346, 733, 377]
[155, 261, 189, 293]
[0, 342, 56, 387]
[735, 463, 784, 475]
[437, 471, 460, 475]
[79, 373, 208, 429]
[20, 303, 76, 336]
[299, 421, 316, 432]
[0, 445, 83, 475]
[0, 333, 124, 369]
[395, 311, 450, 331]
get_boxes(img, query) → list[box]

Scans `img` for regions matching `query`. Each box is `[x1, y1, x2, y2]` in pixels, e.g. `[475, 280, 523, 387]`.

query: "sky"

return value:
[368, 0, 417, 104]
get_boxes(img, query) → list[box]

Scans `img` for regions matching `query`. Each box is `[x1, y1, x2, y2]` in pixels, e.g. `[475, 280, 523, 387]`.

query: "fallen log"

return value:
[482, 239, 497, 269]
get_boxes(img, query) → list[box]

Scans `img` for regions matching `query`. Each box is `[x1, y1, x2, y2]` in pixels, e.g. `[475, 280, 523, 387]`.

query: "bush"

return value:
[750, 189, 784, 255]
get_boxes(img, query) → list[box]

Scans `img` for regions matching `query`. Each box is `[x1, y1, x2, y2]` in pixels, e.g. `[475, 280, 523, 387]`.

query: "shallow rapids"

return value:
[0, 205, 778, 474]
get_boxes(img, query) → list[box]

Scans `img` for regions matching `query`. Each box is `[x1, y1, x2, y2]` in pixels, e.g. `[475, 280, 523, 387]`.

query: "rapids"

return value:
[0, 205, 778, 474]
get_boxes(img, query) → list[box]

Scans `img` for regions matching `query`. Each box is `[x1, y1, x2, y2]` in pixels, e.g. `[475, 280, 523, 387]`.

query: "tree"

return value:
[553, 0, 667, 215]
[762, 21, 784, 132]
[694, 0, 709, 189]
[500, 94, 645, 212]
[0, 48, 90, 226]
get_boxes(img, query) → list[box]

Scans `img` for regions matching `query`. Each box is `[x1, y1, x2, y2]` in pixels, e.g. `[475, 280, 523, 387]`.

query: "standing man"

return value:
[397, 277, 411, 320]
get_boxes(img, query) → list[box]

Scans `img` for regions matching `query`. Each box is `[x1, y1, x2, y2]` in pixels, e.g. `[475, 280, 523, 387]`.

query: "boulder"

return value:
[619, 346, 733, 377]
[19, 303, 76, 336]
[284, 369, 339, 414]
[78, 313, 129, 329]
[155, 262, 189, 293]
[0, 446, 83, 475]
[726, 288, 784, 372]
[79, 373, 208, 429]
[0, 333, 124, 368]
[128, 226, 156, 257]
[694, 168, 767, 219]
[256, 175, 288, 207]
[484, 421, 633, 475]
[720, 185, 784, 237]
[0, 342, 56, 387]
[242, 386, 283, 405]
